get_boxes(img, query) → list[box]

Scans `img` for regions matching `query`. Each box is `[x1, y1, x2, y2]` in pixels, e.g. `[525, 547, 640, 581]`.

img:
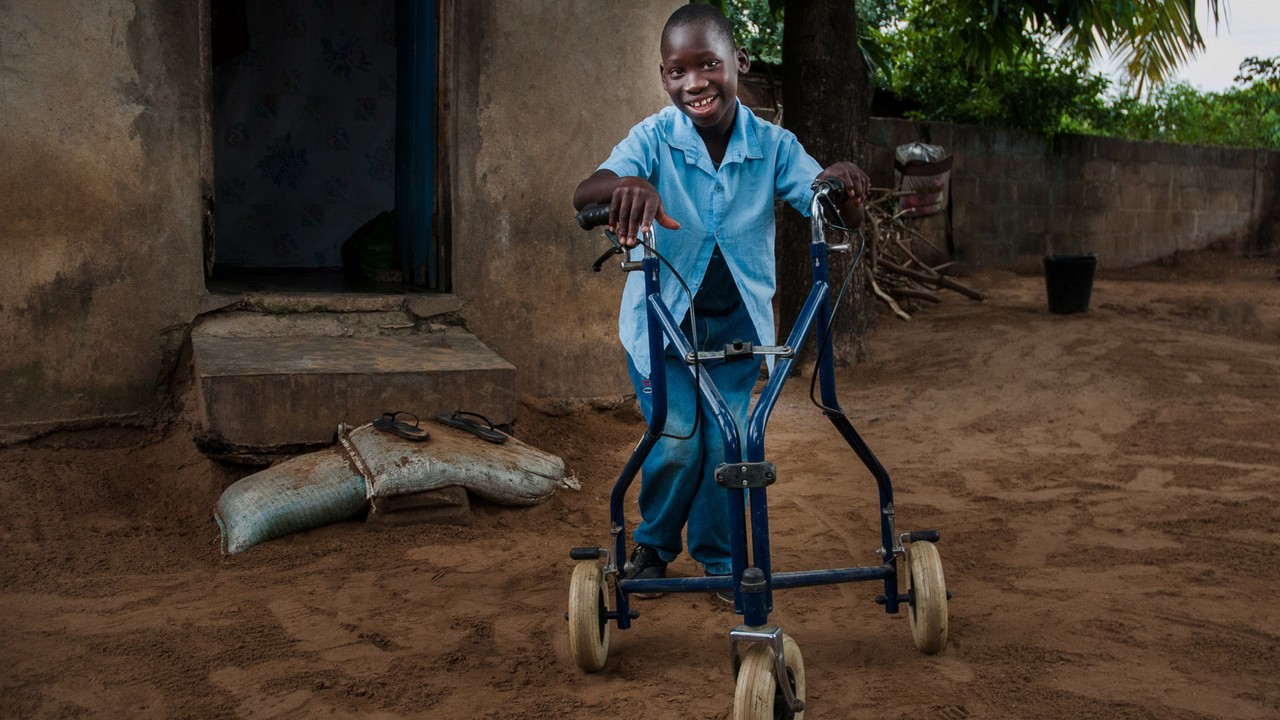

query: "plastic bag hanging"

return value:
[894, 142, 952, 218]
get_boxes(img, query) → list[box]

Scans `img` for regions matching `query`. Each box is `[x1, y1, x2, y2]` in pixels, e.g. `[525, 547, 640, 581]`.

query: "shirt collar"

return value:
[664, 99, 763, 174]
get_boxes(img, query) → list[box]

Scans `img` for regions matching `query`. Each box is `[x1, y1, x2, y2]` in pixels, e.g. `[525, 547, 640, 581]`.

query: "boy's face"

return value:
[659, 22, 749, 135]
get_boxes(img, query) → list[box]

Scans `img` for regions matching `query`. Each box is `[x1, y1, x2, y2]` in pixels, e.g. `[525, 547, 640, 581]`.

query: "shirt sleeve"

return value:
[598, 117, 661, 182]
[774, 132, 824, 217]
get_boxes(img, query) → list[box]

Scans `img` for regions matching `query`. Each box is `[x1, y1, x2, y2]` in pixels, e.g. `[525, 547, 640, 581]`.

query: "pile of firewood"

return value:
[857, 188, 986, 320]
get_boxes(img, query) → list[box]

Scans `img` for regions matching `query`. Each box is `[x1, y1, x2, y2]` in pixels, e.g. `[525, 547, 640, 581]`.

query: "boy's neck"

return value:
[694, 101, 738, 166]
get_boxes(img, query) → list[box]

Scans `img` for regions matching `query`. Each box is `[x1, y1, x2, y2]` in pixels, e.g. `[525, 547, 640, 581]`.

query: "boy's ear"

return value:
[735, 46, 750, 75]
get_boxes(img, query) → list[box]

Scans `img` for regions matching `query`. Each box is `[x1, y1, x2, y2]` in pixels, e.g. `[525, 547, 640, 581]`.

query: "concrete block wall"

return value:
[867, 119, 1277, 271]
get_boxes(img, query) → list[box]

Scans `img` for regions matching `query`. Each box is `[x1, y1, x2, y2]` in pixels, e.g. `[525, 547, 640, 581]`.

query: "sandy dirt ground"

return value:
[2, 249, 1278, 720]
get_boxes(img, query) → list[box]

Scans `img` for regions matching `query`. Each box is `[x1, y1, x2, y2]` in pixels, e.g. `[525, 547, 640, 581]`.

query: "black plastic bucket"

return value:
[1043, 253, 1097, 314]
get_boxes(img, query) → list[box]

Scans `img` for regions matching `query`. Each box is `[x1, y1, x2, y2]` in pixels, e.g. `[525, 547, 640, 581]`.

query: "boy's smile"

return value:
[659, 23, 750, 138]
[686, 95, 721, 120]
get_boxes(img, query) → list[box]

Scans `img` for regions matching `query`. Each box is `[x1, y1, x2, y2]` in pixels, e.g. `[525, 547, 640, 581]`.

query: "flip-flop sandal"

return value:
[436, 410, 508, 444]
[371, 411, 431, 442]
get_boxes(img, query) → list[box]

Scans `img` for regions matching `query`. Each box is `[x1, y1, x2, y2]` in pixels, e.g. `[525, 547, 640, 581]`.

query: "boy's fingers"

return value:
[608, 196, 621, 233]
[846, 173, 867, 201]
[624, 195, 642, 239]
[656, 207, 681, 230]
[627, 203, 645, 242]
[640, 206, 656, 238]
[613, 197, 636, 244]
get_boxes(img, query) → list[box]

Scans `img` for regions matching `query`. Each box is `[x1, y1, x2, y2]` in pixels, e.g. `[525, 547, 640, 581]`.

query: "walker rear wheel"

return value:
[733, 634, 805, 720]
[568, 561, 610, 671]
[906, 541, 948, 654]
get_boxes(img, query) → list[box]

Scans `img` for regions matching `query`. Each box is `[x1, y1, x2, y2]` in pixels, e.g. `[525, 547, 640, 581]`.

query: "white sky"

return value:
[1096, 0, 1280, 91]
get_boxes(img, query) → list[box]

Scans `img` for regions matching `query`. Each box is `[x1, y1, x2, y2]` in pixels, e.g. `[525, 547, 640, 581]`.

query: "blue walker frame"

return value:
[570, 184, 945, 711]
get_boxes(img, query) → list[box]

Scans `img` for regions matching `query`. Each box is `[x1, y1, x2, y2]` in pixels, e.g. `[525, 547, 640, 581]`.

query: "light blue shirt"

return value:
[599, 101, 823, 375]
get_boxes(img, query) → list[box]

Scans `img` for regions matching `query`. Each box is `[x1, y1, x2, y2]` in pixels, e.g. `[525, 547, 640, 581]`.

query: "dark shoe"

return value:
[372, 411, 430, 441]
[435, 410, 508, 444]
[626, 545, 667, 599]
[705, 570, 734, 605]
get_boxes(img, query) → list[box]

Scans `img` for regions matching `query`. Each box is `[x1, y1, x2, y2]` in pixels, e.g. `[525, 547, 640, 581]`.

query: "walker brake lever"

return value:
[591, 227, 630, 272]
[592, 246, 623, 272]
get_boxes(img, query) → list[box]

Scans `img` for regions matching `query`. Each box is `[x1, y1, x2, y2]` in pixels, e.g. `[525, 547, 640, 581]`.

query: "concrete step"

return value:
[191, 294, 515, 463]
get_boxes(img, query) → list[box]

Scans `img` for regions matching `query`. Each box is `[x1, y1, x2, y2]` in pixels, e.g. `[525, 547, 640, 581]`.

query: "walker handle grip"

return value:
[812, 177, 847, 203]
[576, 203, 612, 231]
[904, 530, 940, 544]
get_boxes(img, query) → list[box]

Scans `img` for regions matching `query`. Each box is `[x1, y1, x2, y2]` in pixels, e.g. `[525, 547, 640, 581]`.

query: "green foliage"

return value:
[720, 0, 785, 65]
[1080, 58, 1280, 150]
[907, 0, 1222, 93]
[891, 24, 1277, 150]
[697, 1, 1275, 150]
[883, 4, 1113, 137]
[697, 0, 905, 72]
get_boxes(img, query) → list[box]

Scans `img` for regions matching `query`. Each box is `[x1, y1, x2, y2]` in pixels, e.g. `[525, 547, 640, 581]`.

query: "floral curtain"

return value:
[213, 0, 396, 268]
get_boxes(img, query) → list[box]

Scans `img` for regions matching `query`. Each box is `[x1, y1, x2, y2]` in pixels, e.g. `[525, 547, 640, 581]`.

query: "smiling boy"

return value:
[572, 4, 868, 598]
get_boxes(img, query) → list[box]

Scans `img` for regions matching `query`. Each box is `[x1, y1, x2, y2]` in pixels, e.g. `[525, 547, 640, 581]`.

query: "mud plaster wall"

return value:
[0, 1, 208, 442]
[867, 119, 1279, 271]
[448, 1, 683, 400]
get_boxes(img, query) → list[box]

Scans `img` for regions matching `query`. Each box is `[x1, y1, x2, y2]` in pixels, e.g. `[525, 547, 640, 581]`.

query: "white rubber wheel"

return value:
[568, 561, 610, 672]
[733, 633, 805, 720]
[906, 541, 948, 654]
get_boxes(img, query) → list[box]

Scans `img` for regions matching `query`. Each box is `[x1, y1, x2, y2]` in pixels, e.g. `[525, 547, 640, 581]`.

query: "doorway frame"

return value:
[201, 0, 448, 292]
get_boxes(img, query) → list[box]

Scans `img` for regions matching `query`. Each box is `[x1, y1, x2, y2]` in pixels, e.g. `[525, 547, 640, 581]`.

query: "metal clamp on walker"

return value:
[714, 461, 777, 489]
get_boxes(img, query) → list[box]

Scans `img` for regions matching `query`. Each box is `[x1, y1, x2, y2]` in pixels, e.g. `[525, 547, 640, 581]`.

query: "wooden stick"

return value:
[870, 274, 911, 320]
[893, 235, 927, 268]
[934, 275, 987, 301]
[881, 259, 987, 301]
[899, 223, 948, 257]
[880, 259, 938, 284]
[888, 286, 943, 303]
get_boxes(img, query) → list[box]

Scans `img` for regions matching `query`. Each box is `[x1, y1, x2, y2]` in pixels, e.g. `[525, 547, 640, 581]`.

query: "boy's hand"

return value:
[817, 161, 869, 229]
[609, 177, 681, 247]
[817, 161, 870, 205]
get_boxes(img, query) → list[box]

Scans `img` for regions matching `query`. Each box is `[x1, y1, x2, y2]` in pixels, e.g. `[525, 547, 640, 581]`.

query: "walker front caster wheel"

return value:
[906, 540, 948, 654]
[568, 561, 610, 671]
[733, 634, 805, 720]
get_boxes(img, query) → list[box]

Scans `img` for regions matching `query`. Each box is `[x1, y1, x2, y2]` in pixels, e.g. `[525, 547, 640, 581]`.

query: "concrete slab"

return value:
[193, 326, 515, 457]
[194, 310, 429, 339]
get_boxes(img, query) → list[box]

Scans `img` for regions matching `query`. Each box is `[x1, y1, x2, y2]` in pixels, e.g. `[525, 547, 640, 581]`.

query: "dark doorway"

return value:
[206, 0, 441, 293]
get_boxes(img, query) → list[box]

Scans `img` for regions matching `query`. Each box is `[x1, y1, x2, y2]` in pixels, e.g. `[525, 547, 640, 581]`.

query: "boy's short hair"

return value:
[662, 4, 736, 48]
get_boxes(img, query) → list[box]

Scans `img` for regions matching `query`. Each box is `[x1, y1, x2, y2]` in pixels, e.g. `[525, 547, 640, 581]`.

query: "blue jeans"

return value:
[627, 300, 761, 576]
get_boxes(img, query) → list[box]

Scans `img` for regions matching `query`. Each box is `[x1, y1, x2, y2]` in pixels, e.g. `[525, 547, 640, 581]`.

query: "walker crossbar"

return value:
[619, 565, 893, 597]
